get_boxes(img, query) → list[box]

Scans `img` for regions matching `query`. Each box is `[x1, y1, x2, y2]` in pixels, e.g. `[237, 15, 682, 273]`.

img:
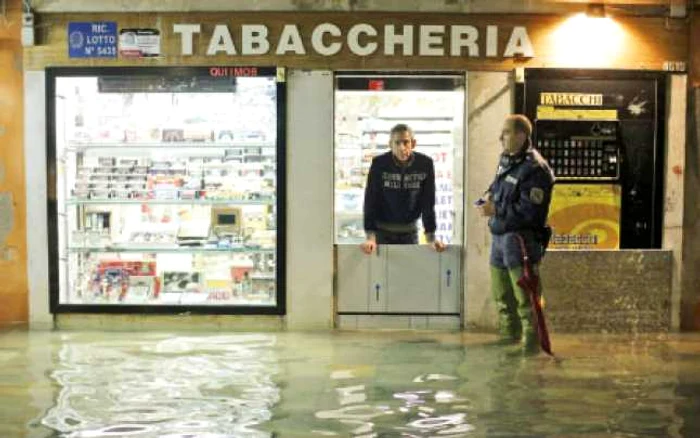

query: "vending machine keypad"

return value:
[535, 120, 621, 181]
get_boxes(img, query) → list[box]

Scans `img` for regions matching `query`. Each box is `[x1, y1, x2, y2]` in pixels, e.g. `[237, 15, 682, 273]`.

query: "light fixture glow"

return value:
[551, 13, 625, 68]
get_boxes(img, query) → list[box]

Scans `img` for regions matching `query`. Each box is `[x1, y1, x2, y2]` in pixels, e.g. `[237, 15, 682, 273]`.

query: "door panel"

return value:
[439, 246, 461, 313]
[368, 245, 388, 312]
[336, 245, 370, 312]
[386, 245, 440, 313]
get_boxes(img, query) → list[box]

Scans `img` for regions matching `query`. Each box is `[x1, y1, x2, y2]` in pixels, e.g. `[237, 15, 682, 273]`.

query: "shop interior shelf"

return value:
[65, 198, 275, 206]
[358, 115, 455, 121]
[67, 246, 276, 254]
[336, 144, 448, 150]
[335, 211, 362, 217]
[362, 130, 453, 135]
[65, 142, 276, 151]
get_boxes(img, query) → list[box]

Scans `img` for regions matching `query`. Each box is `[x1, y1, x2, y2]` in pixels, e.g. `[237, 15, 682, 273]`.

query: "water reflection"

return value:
[20, 332, 700, 437]
[42, 334, 280, 437]
[265, 334, 700, 437]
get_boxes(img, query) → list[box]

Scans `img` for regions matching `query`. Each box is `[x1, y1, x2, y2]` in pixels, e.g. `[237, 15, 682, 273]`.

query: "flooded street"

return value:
[1, 329, 699, 437]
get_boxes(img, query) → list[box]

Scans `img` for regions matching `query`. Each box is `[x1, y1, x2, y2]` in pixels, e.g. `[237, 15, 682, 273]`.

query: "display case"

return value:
[334, 73, 465, 245]
[47, 67, 286, 314]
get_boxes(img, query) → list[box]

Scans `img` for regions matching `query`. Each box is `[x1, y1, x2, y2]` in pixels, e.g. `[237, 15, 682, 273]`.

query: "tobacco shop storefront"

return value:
[22, 10, 690, 331]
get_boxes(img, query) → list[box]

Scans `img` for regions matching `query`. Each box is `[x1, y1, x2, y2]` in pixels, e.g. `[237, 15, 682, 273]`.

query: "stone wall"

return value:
[540, 250, 672, 333]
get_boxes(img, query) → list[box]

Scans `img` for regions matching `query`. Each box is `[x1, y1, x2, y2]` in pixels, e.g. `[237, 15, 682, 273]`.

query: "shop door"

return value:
[334, 72, 465, 319]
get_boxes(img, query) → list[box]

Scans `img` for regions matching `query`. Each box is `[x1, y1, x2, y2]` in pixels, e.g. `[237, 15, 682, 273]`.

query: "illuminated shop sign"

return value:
[172, 23, 535, 58]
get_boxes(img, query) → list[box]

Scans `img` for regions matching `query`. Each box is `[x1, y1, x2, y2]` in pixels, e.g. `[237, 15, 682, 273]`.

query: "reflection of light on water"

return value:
[62, 424, 153, 437]
[15, 332, 698, 437]
[160, 434, 240, 438]
[412, 373, 458, 383]
[316, 404, 389, 421]
[315, 404, 390, 437]
[336, 385, 367, 405]
[315, 372, 474, 437]
[42, 335, 279, 437]
[330, 369, 356, 380]
[409, 412, 467, 429]
[311, 430, 340, 436]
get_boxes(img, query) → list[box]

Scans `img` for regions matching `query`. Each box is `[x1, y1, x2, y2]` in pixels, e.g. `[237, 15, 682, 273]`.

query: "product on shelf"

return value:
[162, 271, 202, 293]
[86, 260, 160, 302]
[211, 206, 242, 236]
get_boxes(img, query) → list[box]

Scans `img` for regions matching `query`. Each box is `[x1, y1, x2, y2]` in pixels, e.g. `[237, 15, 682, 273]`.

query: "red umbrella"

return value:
[516, 234, 554, 356]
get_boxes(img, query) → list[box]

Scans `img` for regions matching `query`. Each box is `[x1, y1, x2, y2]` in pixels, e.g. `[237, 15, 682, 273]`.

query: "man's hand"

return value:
[360, 238, 377, 255]
[478, 199, 496, 217]
[432, 240, 447, 253]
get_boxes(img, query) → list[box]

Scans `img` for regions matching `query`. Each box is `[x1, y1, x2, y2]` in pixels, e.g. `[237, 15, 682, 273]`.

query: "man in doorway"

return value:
[361, 123, 446, 254]
[477, 114, 555, 354]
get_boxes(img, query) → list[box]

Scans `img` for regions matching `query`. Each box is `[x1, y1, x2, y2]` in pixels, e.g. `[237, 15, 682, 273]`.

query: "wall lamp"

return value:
[586, 3, 606, 18]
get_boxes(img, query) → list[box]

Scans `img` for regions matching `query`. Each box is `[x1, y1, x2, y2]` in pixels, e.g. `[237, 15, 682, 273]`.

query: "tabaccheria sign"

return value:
[172, 23, 535, 59]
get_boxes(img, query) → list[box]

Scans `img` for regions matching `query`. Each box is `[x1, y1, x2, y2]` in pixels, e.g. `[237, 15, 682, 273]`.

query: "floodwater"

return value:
[1, 329, 699, 437]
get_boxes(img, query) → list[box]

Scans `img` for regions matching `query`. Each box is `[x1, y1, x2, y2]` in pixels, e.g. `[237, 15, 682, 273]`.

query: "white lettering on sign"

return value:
[503, 26, 534, 57]
[311, 23, 342, 56]
[242, 24, 269, 55]
[207, 24, 237, 55]
[173, 23, 201, 55]
[276, 24, 305, 55]
[171, 22, 536, 59]
[347, 24, 378, 56]
[384, 25, 413, 56]
[86, 35, 116, 44]
[419, 25, 445, 56]
[450, 25, 478, 57]
[486, 25, 498, 57]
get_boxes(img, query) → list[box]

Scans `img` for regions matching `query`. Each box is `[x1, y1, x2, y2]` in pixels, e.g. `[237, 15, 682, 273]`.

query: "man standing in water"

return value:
[477, 114, 554, 354]
[361, 124, 445, 254]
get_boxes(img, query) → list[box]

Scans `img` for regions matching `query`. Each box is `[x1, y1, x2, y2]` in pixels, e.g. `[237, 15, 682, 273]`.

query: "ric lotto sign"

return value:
[172, 23, 534, 58]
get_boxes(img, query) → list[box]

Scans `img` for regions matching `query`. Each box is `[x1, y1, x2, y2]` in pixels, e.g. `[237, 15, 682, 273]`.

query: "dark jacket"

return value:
[363, 151, 437, 236]
[488, 148, 555, 236]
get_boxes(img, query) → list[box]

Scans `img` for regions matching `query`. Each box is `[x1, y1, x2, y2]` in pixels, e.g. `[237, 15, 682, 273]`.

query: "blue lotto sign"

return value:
[68, 22, 117, 58]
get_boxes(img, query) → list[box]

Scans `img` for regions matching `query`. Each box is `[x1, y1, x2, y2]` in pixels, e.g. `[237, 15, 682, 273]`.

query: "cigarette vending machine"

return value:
[523, 69, 667, 249]
[535, 119, 623, 248]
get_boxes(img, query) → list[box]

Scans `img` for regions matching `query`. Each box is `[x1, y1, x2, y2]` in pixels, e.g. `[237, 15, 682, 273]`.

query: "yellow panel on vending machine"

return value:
[548, 184, 621, 249]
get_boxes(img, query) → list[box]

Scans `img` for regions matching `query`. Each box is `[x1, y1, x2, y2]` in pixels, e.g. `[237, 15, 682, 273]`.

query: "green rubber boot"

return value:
[508, 266, 540, 355]
[490, 266, 520, 344]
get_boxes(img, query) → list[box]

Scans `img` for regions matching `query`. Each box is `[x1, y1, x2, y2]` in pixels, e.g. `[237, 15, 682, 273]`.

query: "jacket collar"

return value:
[498, 147, 531, 175]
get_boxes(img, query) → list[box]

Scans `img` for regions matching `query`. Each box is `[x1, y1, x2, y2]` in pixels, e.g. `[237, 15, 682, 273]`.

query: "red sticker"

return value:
[368, 79, 384, 91]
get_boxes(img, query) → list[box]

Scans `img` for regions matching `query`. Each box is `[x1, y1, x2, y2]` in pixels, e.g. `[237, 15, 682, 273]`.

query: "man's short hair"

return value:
[390, 123, 414, 138]
[507, 114, 532, 138]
